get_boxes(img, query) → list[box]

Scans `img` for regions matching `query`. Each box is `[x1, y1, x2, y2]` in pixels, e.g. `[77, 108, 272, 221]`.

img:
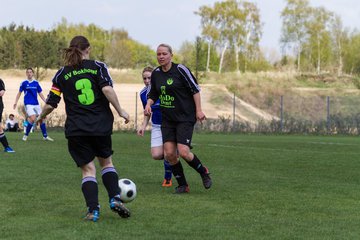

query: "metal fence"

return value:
[4, 90, 360, 135]
[134, 92, 360, 134]
[210, 93, 360, 134]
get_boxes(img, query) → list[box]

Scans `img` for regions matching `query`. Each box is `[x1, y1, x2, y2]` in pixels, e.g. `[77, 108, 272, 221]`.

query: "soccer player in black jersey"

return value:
[145, 43, 212, 193]
[36, 36, 131, 221]
[0, 78, 15, 153]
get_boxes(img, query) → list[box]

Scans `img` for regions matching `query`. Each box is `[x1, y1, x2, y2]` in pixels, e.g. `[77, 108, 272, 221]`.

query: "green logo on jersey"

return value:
[161, 86, 166, 95]
[159, 85, 175, 108]
[167, 78, 173, 85]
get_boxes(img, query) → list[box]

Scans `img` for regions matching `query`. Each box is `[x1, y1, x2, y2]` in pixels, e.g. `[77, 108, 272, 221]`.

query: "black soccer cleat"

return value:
[174, 185, 190, 194]
[110, 198, 131, 218]
[200, 167, 212, 189]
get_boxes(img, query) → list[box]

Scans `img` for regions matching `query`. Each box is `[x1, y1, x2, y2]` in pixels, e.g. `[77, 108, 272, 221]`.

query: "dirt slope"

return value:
[0, 77, 276, 127]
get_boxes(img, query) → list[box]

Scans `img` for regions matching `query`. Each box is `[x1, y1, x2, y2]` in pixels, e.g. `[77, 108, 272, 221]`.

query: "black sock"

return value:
[171, 160, 188, 186]
[0, 133, 9, 148]
[186, 154, 206, 175]
[81, 177, 99, 212]
[101, 167, 120, 200]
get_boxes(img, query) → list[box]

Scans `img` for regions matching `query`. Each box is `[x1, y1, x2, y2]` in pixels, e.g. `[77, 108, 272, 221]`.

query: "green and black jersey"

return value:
[148, 63, 200, 123]
[47, 59, 114, 137]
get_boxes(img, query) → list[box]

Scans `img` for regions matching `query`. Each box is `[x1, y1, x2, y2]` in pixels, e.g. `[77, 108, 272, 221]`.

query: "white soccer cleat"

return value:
[22, 135, 28, 141]
[43, 136, 54, 142]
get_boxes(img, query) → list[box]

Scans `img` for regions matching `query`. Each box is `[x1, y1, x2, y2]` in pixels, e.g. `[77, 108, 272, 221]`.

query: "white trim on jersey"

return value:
[177, 64, 201, 92]
[140, 86, 149, 96]
[146, 84, 152, 97]
[53, 67, 65, 84]
[95, 60, 113, 86]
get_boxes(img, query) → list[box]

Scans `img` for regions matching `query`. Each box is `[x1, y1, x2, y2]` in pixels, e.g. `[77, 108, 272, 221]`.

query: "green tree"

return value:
[343, 32, 360, 75]
[281, 0, 310, 71]
[220, 0, 244, 73]
[330, 15, 347, 76]
[178, 37, 218, 78]
[55, 19, 156, 69]
[178, 41, 196, 68]
[195, 5, 220, 72]
[21, 29, 65, 78]
[126, 40, 156, 68]
[0, 23, 24, 68]
[306, 7, 333, 74]
[0, 24, 65, 72]
[238, 1, 262, 72]
[214, 1, 233, 73]
[104, 29, 156, 68]
[197, 0, 263, 73]
[54, 19, 108, 61]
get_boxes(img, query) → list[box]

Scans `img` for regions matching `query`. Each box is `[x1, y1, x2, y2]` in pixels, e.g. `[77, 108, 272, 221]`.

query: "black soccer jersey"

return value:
[0, 79, 4, 107]
[148, 63, 200, 123]
[47, 59, 114, 137]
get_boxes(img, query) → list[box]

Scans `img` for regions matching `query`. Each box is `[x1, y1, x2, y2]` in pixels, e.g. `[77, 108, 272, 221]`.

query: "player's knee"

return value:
[152, 154, 164, 160]
[164, 152, 177, 162]
[81, 163, 96, 177]
[178, 151, 191, 160]
[98, 157, 113, 168]
[151, 149, 164, 160]
[28, 116, 36, 123]
[177, 145, 191, 160]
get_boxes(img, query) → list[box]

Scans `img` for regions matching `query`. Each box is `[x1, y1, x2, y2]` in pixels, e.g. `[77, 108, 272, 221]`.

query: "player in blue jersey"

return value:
[13, 68, 53, 142]
[0, 78, 15, 153]
[137, 66, 172, 187]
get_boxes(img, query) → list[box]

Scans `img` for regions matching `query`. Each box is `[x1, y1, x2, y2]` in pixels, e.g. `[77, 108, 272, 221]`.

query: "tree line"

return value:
[1, 0, 360, 76]
[280, 0, 360, 75]
[0, 18, 158, 75]
[195, 0, 360, 75]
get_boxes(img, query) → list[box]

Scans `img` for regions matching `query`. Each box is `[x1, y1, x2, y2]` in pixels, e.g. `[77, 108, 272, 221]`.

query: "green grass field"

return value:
[1, 132, 360, 239]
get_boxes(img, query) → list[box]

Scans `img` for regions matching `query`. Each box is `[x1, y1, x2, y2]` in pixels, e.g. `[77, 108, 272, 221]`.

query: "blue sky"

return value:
[0, 0, 359, 53]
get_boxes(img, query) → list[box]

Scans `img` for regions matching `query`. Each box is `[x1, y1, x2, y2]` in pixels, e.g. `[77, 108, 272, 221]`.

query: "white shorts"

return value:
[25, 104, 42, 117]
[151, 124, 163, 148]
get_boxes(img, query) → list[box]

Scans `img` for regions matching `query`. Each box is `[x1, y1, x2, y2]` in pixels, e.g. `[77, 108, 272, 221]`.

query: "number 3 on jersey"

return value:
[75, 78, 95, 105]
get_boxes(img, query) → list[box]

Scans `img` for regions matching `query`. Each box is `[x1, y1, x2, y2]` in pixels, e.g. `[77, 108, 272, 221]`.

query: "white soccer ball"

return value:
[118, 178, 137, 203]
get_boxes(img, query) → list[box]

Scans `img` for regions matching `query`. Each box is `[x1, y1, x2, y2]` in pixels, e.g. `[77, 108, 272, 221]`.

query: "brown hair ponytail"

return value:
[63, 36, 90, 67]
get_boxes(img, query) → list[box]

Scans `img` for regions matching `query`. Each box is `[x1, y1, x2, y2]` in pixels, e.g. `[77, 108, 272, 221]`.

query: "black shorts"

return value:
[161, 121, 195, 147]
[67, 135, 113, 167]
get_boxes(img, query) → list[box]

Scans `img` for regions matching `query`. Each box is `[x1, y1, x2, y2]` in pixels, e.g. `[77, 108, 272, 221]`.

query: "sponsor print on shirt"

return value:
[159, 80, 175, 108]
